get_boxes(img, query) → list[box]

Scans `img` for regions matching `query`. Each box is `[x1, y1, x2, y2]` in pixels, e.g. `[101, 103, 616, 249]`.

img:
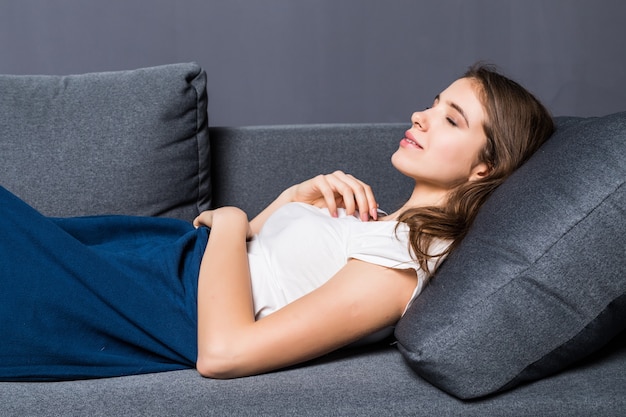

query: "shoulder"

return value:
[348, 220, 416, 271]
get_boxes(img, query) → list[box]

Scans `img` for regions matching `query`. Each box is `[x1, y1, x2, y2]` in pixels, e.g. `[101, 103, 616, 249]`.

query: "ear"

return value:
[468, 162, 491, 182]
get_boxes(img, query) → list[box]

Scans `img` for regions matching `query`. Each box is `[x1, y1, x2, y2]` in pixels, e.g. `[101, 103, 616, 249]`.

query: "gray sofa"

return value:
[1, 63, 624, 416]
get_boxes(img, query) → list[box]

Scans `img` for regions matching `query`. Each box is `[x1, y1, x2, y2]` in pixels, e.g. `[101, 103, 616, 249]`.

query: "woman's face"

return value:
[392, 77, 489, 195]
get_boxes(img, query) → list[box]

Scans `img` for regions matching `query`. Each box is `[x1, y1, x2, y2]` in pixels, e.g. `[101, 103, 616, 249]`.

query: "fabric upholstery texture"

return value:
[0, 63, 210, 221]
[1, 62, 625, 415]
[2, 336, 625, 417]
[395, 112, 626, 399]
[209, 124, 413, 217]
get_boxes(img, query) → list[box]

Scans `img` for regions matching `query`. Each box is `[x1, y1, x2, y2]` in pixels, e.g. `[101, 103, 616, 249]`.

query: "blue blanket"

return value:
[0, 186, 209, 381]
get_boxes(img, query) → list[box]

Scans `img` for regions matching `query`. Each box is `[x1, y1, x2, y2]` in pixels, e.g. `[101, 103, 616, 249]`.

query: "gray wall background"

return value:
[1, 0, 624, 126]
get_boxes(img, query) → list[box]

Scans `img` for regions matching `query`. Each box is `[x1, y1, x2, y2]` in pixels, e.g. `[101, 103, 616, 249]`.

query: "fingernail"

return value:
[370, 208, 378, 220]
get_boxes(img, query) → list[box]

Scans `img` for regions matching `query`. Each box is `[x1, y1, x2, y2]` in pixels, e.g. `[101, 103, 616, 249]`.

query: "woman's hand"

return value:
[288, 171, 379, 221]
[193, 210, 215, 229]
[249, 171, 379, 236]
[193, 207, 253, 240]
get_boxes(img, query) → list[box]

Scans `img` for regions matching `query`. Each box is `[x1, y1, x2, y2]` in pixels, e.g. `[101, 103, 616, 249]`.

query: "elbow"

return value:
[196, 346, 246, 379]
[196, 357, 228, 379]
[196, 354, 236, 379]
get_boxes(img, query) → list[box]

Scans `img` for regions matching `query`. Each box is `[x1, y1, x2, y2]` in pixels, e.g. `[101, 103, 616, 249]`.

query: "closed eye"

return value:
[433, 94, 469, 128]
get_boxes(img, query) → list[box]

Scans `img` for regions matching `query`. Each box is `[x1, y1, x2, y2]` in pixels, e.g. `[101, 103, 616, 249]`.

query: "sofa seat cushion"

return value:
[395, 112, 626, 399]
[0, 63, 210, 221]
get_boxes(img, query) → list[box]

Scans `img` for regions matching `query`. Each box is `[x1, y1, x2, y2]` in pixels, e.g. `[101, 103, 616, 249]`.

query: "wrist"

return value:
[279, 186, 297, 204]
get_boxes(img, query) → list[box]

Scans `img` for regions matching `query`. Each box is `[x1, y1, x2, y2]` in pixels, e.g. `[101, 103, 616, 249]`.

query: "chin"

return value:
[390, 149, 401, 167]
[390, 149, 413, 178]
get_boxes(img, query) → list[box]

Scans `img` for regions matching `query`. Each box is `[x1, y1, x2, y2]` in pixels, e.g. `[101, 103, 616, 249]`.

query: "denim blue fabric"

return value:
[0, 186, 208, 381]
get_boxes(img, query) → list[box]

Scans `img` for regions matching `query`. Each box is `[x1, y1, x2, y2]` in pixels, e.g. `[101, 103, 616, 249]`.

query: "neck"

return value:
[383, 182, 449, 221]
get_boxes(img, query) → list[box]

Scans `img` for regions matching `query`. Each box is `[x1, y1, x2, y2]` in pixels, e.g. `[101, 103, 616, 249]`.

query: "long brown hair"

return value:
[398, 63, 555, 273]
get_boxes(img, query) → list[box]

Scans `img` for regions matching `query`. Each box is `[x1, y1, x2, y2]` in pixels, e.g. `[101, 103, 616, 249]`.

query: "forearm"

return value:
[197, 208, 254, 363]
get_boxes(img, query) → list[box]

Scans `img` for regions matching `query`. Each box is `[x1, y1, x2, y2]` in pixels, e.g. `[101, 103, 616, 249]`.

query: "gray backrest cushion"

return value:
[0, 63, 210, 221]
[395, 113, 626, 399]
[209, 124, 412, 216]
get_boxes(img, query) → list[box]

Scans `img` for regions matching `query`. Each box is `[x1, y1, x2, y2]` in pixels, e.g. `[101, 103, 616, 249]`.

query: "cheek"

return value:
[435, 141, 469, 165]
[435, 139, 482, 170]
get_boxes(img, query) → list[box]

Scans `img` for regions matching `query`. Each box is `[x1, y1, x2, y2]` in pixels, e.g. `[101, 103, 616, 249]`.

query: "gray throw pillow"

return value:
[395, 112, 626, 399]
[0, 63, 210, 221]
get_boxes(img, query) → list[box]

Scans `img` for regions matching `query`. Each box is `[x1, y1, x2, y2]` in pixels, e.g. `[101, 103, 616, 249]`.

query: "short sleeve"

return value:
[347, 221, 449, 315]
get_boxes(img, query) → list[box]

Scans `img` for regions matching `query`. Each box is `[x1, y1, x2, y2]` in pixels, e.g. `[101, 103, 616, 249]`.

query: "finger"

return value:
[343, 174, 373, 220]
[193, 211, 214, 228]
[313, 174, 339, 217]
[352, 177, 378, 220]
[332, 171, 377, 221]
[326, 171, 357, 215]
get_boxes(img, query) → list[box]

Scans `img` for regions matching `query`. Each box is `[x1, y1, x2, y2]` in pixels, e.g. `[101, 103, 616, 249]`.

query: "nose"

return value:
[411, 109, 428, 131]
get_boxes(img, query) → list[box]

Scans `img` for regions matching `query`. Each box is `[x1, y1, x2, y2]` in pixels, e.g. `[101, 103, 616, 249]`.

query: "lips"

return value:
[401, 130, 423, 149]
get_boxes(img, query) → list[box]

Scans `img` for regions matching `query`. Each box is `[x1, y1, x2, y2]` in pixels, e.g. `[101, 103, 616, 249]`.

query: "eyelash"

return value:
[426, 104, 458, 128]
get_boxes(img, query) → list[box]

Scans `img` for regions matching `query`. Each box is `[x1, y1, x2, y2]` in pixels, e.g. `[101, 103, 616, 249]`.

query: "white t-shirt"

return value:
[247, 202, 448, 320]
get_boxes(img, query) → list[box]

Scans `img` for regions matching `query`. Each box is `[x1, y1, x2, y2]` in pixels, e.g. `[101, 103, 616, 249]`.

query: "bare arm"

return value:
[249, 171, 379, 235]
[194, 207, 417, 378]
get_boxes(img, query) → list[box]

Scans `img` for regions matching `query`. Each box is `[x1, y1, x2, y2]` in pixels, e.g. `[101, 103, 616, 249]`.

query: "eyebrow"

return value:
[434, 94, 470, 127]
